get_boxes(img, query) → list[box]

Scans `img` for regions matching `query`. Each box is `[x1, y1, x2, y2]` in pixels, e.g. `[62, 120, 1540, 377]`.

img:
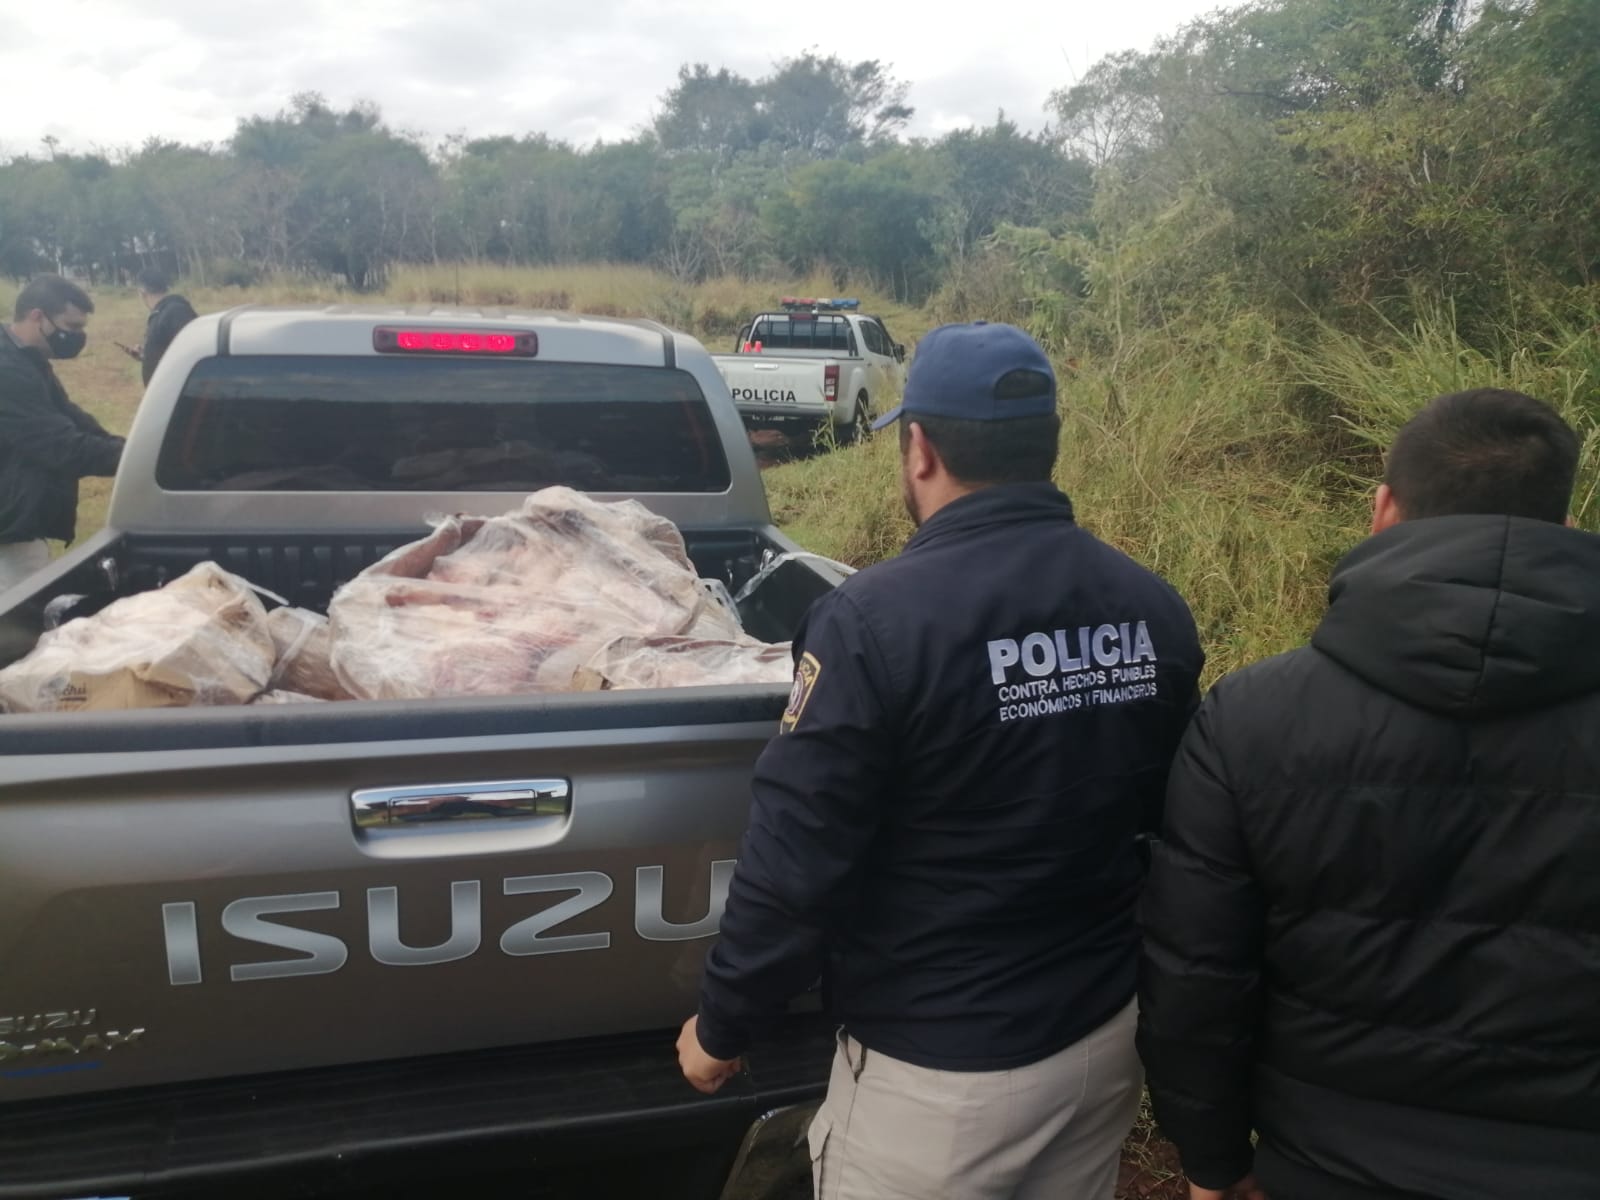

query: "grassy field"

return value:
[15, 265, 1598, 684]
[15, 265, 932, 544]
[774, 301, 1600, 682]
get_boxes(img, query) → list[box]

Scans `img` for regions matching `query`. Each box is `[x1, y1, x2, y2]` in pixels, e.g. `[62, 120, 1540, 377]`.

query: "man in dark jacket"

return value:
[677, 322, 1204, 1198]
[0, 275, 125, 591]
[134, 268, 198, 386]
[1139, 387, 1600, 1200]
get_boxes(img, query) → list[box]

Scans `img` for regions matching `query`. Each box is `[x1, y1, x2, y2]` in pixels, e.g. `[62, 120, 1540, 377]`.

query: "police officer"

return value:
[132, 268, 198, 386]
[0, 275, 125, 591]
[676, 322, 1204, 1199]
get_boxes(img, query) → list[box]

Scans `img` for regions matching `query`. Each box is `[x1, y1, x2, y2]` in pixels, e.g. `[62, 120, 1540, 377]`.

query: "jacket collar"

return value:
[905, 482, 1075, 551]
[0, 328, 59, 394]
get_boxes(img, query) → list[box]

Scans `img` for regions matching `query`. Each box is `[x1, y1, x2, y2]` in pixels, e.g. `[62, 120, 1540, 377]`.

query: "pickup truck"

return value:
[0, 307, 846, 1200]
[712, 299, 905, 445]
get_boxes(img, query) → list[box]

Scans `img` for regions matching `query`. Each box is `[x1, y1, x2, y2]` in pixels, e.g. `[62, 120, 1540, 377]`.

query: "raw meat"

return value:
[266, 607, 352, 701]
[2, 490, 792, 713]
[329, 487, 746, 700]
[0, 563, 275, 712]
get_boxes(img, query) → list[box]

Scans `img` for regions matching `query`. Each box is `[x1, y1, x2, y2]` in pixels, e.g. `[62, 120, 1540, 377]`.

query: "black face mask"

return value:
[42, 315, 87, 360]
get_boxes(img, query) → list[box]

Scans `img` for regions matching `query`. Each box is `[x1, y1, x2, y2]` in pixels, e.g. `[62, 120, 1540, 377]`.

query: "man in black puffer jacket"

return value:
[1138, 387, 1600, 1200]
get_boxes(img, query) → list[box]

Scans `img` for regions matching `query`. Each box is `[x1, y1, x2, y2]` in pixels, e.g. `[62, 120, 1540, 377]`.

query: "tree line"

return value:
[1, 0, 1595, 335]
[0, 52, 1083, 301]
[975, 0, 1600, 347]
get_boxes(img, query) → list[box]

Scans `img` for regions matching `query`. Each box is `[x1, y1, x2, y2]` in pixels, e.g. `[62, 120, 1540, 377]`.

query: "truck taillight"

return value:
[373, 328, 539, 357]
[824, 364, 839, 402]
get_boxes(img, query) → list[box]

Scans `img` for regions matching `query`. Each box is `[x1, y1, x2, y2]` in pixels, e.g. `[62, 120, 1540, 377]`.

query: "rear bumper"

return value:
[736, 405, 835, 426]
[0, 1019, 832, 1200]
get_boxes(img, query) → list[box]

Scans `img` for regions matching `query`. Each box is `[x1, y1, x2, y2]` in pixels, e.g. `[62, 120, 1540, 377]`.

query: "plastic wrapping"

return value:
[2, 490, 799, 712]
[329, 487, 748, 701]
[42, 593, 89, 631]
[733, 550, 857, 604]
[251, 689, 325, 705]
[0, 563, 276, 712]
[573, 636, 794, 691]
[266, 607, 352, 701]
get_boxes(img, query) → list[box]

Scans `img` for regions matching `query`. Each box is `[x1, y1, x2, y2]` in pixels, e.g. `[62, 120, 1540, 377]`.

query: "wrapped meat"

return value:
[329, 487, 744, 700]
[0, 563, 275, 712]
[251, 689, 325, 705]
[266, 607, 353, 701]
[573, 636, 794, 692]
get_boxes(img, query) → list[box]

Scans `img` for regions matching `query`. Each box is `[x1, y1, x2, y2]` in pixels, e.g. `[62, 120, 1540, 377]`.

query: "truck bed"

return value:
[0, 522, 825, 692]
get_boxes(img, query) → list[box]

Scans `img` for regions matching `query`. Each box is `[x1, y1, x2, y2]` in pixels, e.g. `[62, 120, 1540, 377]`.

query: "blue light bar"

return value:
[781, 296, 861, 312]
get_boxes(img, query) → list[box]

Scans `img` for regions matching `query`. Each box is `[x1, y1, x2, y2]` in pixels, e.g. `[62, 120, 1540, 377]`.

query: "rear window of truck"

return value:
[745, 314, 854, 352]
[156, 356, 732, 494]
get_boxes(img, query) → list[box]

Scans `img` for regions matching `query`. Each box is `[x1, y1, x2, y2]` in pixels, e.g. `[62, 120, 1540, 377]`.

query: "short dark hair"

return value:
[900, 411, 1061, 485]
[1384, 388, 1579, 524]
[136, 267, 171, 295]
[13, 274, 94, 323]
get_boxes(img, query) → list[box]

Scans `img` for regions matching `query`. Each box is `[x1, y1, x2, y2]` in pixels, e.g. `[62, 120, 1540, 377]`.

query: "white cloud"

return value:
[1, 0, 1217, 156]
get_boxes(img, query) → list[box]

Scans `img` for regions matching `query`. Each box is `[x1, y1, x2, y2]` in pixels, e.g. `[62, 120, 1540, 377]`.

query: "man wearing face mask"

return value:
[677, 322, 1204, 1198]
[0, 275, 125, 591]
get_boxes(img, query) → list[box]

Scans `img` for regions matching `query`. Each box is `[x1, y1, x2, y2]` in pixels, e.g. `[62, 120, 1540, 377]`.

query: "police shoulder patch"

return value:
[780, 652, 822, 733]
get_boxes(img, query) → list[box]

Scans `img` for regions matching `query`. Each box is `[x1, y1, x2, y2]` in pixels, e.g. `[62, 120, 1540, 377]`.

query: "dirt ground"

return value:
[1118, 1128, 1187, 1199]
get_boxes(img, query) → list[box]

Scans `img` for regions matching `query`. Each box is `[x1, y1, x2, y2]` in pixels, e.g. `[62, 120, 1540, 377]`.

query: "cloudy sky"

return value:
[2, 0, 1217, 158]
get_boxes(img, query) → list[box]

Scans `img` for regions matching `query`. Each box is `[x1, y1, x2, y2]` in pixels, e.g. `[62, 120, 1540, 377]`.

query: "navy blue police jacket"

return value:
[697, 481, 1204, 1070]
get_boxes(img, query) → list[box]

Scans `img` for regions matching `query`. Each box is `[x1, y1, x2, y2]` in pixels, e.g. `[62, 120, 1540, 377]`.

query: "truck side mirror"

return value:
[894, 344, 906, 363]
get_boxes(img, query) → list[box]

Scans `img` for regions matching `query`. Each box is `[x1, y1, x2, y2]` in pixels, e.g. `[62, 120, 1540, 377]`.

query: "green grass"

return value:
[382, 262, 928, 348]
[16, 267, 1597, 689]
[768, 294, 1600, 685]
[6, 264, 915, 548]
[768, 310, 1361, 684]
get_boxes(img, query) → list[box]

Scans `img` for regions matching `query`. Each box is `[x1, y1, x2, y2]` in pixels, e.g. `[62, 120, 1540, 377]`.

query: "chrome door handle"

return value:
[351, 779, 571, 830]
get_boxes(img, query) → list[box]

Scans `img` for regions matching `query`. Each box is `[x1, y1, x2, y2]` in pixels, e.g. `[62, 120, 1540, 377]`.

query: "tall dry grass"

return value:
[766, 295, 1600, 684]
[16, 268, 1596, 688]
[163, 261, 933, 348]
[381, 263, 920, 346]
[8, 264, 916, 539]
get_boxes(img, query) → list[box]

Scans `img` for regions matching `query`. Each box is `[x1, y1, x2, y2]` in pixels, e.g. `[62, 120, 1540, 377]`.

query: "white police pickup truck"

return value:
[711, 299, 906, 445]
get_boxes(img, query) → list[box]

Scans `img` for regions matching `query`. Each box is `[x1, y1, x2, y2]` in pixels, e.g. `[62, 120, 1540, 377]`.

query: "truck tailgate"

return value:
[0, 701, 778, 1103]
[713, 357, 830, 417]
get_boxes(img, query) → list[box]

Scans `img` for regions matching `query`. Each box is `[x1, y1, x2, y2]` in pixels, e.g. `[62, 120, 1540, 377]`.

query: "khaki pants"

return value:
[0, 540, 49, 594]
[808, 1000, 1142, 1200]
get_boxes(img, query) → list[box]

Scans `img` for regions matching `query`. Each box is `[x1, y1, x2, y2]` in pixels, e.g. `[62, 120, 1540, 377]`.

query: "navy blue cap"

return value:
[872, 321, 1056, 431]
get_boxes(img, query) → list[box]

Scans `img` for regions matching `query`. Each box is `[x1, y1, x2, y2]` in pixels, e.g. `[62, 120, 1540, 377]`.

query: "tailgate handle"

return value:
[751, 363, 781, 372]
[352, 779, 571, 830]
